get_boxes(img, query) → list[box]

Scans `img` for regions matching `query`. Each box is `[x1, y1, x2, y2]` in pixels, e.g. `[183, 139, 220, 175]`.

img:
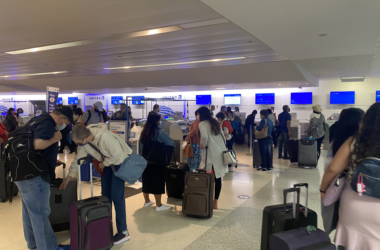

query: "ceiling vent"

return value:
[340, 77, 365, 82]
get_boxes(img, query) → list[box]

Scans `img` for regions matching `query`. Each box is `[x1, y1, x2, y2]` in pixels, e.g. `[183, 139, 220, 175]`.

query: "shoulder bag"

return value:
[255, 119, 268, 139]
[220, 133, 237, 165]
[350, 157, 380, 199]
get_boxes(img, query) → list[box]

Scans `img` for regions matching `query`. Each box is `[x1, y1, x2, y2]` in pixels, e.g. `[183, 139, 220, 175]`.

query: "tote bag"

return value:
[255, 119, 268, 139]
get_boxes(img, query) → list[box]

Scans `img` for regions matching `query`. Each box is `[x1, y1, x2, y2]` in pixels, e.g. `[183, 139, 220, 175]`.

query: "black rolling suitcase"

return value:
[166, 162, 189, 199]
[253, 140, 262, 168]
[261, 184, 318, 250]
[287, 140, 299, 163]
[49, 162, 78, 232]
[0, 144, 18, 203]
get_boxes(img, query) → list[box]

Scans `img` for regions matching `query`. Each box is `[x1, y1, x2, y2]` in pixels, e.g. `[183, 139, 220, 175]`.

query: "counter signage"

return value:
[162, 95, 182, 100]
[109, 121, 126, 141]
[46, 86, 60, 113]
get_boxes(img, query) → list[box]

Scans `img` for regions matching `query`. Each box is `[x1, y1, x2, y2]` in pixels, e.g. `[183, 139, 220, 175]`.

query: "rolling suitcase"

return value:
[49, 162, 78, 232]
[287, 140, 299, 163]
[0, 144, 18, 203]
[70, 156, 113, 250]
[253, 140, 262, 168]
[182, 147, 214, 218]
[261, 184, 318, 250]
[166, 149, 189, 199]
[298, 138, 318, 168]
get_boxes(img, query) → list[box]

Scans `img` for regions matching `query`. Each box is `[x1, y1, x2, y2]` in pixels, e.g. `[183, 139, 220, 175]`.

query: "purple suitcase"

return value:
[70, 157, 113, 250]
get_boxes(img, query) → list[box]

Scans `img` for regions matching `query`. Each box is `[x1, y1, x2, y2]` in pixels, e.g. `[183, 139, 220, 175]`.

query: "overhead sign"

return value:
[85, 95, 107, 110]
[46, 86, 60, 113]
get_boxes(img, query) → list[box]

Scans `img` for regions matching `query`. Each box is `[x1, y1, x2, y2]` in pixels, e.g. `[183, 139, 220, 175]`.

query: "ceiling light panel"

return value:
[104, 57, 246, 70]
[179, 18, 230, 29]
[5, 26, 182, 55]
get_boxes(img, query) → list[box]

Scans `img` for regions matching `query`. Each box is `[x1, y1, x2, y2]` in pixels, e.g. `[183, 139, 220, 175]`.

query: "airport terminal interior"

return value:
[1, 1, 380, 250]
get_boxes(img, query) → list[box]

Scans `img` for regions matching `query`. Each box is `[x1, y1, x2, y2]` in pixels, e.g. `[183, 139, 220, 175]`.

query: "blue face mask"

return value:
[77, 139, 88, 147]
[56, 123, 66, 131]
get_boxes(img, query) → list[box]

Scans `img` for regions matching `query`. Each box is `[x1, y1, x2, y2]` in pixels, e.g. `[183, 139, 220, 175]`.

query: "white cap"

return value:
[94, 101, 104, 111]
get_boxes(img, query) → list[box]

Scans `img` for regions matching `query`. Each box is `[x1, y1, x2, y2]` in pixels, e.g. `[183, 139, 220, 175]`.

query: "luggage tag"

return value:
[357, 173, 366, 196]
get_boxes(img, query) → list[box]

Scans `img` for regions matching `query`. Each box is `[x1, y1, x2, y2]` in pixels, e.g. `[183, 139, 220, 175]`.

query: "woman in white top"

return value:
[197, 107, 228, 209]
[216, 112, 235, 172]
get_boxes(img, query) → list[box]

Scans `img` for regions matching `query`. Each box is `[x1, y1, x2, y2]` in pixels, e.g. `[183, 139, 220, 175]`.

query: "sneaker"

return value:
[257, 167, 263, 171]
[266, 169, 272, 173]
[228, 167, 234, 172]
[114, 231, 130, 245]
[283, 156, 290, 160]
[56, 245, 70, 250]
[261, 168, 267, 172]
[143, 200, 156, 207]
[278, 156, 283, 159]
[156, 204, 171, 211]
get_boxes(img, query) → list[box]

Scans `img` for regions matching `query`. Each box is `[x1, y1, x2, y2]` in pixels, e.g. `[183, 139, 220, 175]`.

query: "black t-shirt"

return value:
[30, 112, 58, 183]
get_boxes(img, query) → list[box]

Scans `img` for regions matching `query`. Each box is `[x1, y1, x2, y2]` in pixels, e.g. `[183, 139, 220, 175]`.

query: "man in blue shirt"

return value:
[256, 109, 274, 172]
[278, 105, 292, 159]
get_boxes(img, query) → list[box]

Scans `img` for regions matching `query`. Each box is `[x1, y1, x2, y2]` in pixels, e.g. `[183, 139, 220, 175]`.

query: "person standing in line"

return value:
[139, 113, 175, 211]
[60, 123, 132, 245]
[216, 112, 235, 172]
[185, 111, 201, 172]
[81, 101, 104, 127]
[245, 110, 258, 148]
[15, 106, 73, 250]
[267, 109, 277, 148]
[220, 105, 227, 115]
[4, 108, 18, 132]
[278, 105, 292, 159]
[210, 105, 216, 117]
[271, 107, 277, 120]
[226, 107, 234, 121]
[306, 104, 325, 161]
[197, 107, 228, 209]
[256, 110, 274, 172]
[320, 102, 380, 250]
[72, 108, 84, 153]
[149, 104, 160, 116]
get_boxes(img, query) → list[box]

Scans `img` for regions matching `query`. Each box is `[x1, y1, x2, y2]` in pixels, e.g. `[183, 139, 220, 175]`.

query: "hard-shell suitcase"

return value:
[298, 138, 318, 168]
[253, 140, 262, 168]
[70, 157, 113, 250]
[0, 144, 18, 203]
[182, 147, 214, 218]
[287, 140, 299, 163]
[166, 163, 189, 199]
[270, 227, 335, 250]
[49, 162, 78, 232]
[260, 184, 318, 250]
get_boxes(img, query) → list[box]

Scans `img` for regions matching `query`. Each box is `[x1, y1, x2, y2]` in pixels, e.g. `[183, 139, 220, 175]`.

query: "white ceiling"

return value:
[1, 0, 380, 93]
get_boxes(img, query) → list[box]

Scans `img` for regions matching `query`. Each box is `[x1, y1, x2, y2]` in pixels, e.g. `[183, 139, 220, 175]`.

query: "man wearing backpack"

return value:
[216, 112, 235, 172]
[10, 106, 74, 250]
[81, 101, 104, 126]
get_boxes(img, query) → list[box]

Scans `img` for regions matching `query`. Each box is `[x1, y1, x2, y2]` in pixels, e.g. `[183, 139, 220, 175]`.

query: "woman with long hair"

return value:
[139, 113, 175, 211]
[4, 108, 18, 132]
[197, 107, 228, 209]
[185, 111, 201, 171]
[320, 103, 380, 249]
[216, 112, 235, 172]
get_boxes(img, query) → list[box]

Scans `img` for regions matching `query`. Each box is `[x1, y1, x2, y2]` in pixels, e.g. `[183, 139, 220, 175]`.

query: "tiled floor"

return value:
[0, 144, 328, 250]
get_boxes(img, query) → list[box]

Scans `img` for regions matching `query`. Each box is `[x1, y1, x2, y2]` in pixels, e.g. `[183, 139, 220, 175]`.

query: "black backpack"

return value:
[3, 115, 52, 183]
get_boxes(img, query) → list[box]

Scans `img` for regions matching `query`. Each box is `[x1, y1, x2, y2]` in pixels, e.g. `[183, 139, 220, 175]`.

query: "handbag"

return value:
[323, 172, 346, 206]
[350, 157, 380, 199]
[223, 150, 237, 165]
[112, 154, 148, 184]
[255, 119, 268, 139]
[87, 143, 106, 176]
[184, 143, 194, 159]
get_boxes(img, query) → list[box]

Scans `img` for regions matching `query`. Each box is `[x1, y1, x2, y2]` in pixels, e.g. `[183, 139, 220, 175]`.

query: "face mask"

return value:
[159, 121, 163, 128]
[77, 138, 88, 147]
[56, 123, 66, 131]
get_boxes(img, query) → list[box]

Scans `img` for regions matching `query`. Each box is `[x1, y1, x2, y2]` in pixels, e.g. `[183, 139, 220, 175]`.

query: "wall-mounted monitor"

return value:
[377, 91, 380, 103]
[291, 92, 313, 105]
[132, 96, 145, 105]
[196, 95, 212, 105]
[57, 97, 63, 105]
[330, 91, 355, 104]
[111, 96, 123, 104]
[68, 97, 78, 105]
[255, 93, 275, 105]
[224, 94, 241, 105]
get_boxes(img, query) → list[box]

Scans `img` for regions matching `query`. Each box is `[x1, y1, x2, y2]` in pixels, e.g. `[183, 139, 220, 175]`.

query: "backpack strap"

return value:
[85, 110, 92, 126]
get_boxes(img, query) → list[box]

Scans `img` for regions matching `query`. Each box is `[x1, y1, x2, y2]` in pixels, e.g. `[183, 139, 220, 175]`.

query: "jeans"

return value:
[226, 136, 235, 168]
[15, 176, 57, 250]
[316, 136, 325, 161]
[258, 137, 272, 169]
[278, 132, 290, 158]
[101, 164, 127, 233]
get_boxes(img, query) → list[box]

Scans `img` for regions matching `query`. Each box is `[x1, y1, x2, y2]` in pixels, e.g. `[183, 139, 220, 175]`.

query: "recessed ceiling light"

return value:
[5, 26, 182, 54]
[1, 71, 67, 77]
[279, 84, 281, 85]
[306, 83, 309, 84]
[104, 57, 246, 70]
[212, 59, 221, 62]
[215, 88, 226, 90]
[319, 34, 328, 37]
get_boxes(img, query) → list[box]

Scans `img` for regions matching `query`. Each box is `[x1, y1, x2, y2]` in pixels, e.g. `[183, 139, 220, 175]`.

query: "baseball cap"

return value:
[56, 105, 74, 124]
[94, 101, 104, 112]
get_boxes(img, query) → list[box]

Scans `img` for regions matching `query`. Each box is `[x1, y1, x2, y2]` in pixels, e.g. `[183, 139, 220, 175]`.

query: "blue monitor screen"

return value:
[291, 92, 313, 105]
[196, 95, 212, 105]
[111, 96, 123, 104]
[377, 91, 380, 103]
[132, 96, 145, 105]
[256, 93, 275, 105]
[57, 97, 63, 105]
[330, 91, 355, 104]
[224, 94, 241, 105]
[68, 97, 78, 105]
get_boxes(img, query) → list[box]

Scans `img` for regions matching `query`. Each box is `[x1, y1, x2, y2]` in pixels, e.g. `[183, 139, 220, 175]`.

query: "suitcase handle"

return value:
[56, 162, 66, 181]
[283, 188, 300, 221]
[293, 183, 309, 217]
[77, 156, 94, 200]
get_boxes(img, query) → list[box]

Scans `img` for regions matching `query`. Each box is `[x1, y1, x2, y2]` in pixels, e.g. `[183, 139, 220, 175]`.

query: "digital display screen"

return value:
[291, 92, 313, 104]
[330, 91, 355, 104]
[111, 96, 123, 104]
[255, 93, 275, 105]
[377, 91, 380, 103]
[196, 95, 212, 105]
[224, 94, 241, 105]
[68, 97, 78, 105]
[57, 97, 63, 105]
[132, 96, 145, 105]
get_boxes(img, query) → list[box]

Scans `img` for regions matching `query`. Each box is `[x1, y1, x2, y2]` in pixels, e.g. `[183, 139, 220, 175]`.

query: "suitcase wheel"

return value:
[1, 199, 6, 203]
